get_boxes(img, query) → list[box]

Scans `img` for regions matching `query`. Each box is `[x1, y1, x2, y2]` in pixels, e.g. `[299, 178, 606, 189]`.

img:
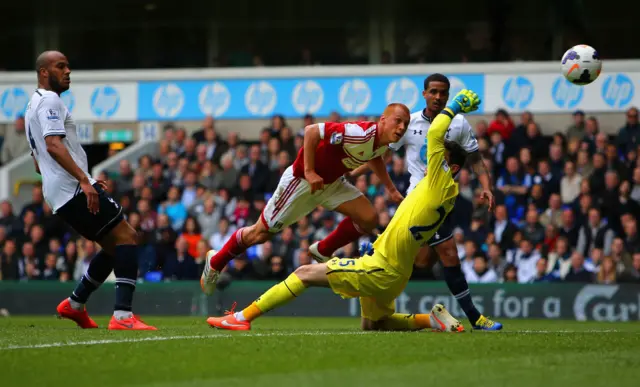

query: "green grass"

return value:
[0, 317, 639, 387]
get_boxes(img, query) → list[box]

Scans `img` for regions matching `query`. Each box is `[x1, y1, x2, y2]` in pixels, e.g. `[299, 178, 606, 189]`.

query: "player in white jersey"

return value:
[357, 74, 502, 330]
[26, 51, 155, 330]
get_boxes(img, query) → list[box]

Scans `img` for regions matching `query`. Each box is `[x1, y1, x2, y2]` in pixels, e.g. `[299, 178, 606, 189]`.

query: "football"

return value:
[561, 44, 602, 85]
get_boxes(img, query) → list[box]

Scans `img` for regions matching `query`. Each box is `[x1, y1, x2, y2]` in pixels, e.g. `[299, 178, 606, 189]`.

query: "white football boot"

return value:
[430, 303, 465, 332]
[200, 249, 220, 296]
[309, 242, 330, 263]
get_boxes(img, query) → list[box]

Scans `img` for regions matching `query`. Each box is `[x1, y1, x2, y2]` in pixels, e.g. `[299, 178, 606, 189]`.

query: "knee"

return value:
[243, 223, 272, 245]
[293, 264, 314, 286]
[360, 318, 382, 331]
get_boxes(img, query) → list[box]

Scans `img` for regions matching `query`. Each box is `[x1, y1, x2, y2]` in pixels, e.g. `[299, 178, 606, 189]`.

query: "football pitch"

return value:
[0, 317, 638, 387]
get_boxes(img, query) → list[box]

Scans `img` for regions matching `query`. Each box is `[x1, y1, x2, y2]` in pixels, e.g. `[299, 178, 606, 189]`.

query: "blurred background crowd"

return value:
[1, 106, 639, 285]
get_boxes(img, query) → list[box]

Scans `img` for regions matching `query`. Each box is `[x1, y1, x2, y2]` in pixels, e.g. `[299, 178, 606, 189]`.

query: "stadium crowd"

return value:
[1, 108, 640, 285]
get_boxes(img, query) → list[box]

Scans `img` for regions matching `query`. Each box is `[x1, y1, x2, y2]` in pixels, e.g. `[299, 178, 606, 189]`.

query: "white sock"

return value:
[68, 297, 83, 310]
[114, 310, 133, 320]
[234, 311, 247, 322]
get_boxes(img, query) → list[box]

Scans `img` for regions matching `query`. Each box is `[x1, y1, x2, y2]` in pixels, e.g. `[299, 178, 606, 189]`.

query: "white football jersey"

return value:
[389, 110, 479, 193]
[25, 89, 96, 213]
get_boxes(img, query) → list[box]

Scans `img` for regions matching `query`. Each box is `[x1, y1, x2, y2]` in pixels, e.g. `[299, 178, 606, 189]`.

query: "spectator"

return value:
[465, 254, 498, 283]
[525, 122, 549, 162]
[521, 209, 545, 246]
[1, 239, 19, 280]
[566, 110, 586, 141]
[180, 216, 202, 259]
[576, 207, 615, 257]
[540, 193, 564, 228]
[575, 149, 594, 179]
[0, 200, 17, 235]
[487, 109, 515, 141]
[546, 236, 572, 279]
[209, 217, 235, 252]
[564, 252, 594, 282]
[491, 205, 518, 251]
[509, 238, 541, 283]
[560, 160, 582, 204]
[158, 186, 188, 231]
[532, 257, 555, 282]
[163, 236, 198, 281]
[0, 115, 30, 165]
[241, 145, 269, 194]
[630, 167, 640, 202]
[617, 107, 639, 155]
[618, 253, 640, 283]
[596, 256, 617, 284]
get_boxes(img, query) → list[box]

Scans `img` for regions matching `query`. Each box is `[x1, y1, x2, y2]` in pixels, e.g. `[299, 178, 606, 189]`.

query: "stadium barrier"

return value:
[0, 153, 41, 210]
[92, 139, 161, 177]
[1, 281, 638, 322]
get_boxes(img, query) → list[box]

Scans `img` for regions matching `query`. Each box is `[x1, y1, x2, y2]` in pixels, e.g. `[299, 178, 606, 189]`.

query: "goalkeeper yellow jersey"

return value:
[373, 112, 459, 277]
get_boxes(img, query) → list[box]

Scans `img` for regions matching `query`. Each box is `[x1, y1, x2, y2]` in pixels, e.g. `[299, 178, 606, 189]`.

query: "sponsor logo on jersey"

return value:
[47, 109, 60, 120]
[330, 132, 343, 145]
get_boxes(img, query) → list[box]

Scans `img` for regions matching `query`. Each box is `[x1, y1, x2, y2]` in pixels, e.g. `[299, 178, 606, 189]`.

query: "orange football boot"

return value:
[56, 298, 98, 329]
[206, 302, 251, 331]
[108, 315, 158, 330]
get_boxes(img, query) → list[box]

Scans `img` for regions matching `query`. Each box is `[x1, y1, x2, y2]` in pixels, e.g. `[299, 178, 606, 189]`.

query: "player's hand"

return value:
[480, 189, 496, 212]
[96, 179, 108, 191]
[305, 171, 324, 194]
[388, 189, 404, 204]
[80, 180, 99, 214]
[447, 89, 482, 114]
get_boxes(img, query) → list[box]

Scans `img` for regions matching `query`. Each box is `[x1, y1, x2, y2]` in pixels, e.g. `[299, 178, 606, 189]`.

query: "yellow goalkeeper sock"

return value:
[242, 273, 307, 321]
[379, 313, 431, 331]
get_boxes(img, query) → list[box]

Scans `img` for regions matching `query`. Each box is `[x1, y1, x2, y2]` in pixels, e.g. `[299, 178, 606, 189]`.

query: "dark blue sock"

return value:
[443, 265, 481, 324]
[70, 250, 113, 304]
[113, 244, 139, 312]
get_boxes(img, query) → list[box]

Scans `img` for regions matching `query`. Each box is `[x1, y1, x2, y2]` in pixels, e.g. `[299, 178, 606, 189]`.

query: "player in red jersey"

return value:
[201, 103, 410, 294]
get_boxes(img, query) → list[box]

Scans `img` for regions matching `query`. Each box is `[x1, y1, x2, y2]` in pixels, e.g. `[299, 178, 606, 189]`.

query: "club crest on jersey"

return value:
[47, 109, 60, 121]
[330, 132, 343, 145]
[442, 159, 450, 172]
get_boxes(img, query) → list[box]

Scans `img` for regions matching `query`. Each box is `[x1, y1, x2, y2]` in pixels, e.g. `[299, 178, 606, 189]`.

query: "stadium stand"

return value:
[1, 107, 639, 284]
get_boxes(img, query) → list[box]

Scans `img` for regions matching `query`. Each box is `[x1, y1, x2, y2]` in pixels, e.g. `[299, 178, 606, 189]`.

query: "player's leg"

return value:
[202, 168, 317, 294]
[54, 185, 124, 328]
[360, 302, 464, 332]
[430, 220, 502, 331]
[310, 180, 376, 261]
[206, 262, 330, 330]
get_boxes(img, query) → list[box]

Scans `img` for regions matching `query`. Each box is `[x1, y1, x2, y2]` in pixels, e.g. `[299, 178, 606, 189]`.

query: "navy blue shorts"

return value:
[56, 183, 124, 242]
[427, 210, 454, 247]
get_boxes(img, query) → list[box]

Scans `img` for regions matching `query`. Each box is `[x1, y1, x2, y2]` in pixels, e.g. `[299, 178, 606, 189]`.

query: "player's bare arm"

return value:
[45, 135, 99, 214]
[467, 151, 495, 211]
[367, 156, 403, 203]
[302, 123, 324, 193]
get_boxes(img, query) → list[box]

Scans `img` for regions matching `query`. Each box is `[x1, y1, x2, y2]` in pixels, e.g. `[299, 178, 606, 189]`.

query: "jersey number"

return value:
[338, 259, 356, 267]
[27, 124, 37, 154]
[409, 206, 446, 243]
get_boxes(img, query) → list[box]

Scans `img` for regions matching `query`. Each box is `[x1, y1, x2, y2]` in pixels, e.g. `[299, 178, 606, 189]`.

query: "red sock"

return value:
[210, 228, 248, 271]
[317, 218, 365, 256]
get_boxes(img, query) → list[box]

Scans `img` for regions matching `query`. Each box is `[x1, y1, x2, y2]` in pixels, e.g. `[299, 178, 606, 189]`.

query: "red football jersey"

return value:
[292, 121, 388, 184]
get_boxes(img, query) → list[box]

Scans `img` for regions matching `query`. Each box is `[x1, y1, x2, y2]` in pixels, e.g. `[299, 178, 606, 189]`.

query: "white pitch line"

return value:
[0, 331, 369, 351]
[0, 329, 628, 351]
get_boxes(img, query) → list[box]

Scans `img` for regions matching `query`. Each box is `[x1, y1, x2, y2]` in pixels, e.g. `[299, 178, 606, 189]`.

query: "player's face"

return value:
[46, 55, 71, 94]
[423, 81, 449, 114]
[381, 106, 409, 143]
